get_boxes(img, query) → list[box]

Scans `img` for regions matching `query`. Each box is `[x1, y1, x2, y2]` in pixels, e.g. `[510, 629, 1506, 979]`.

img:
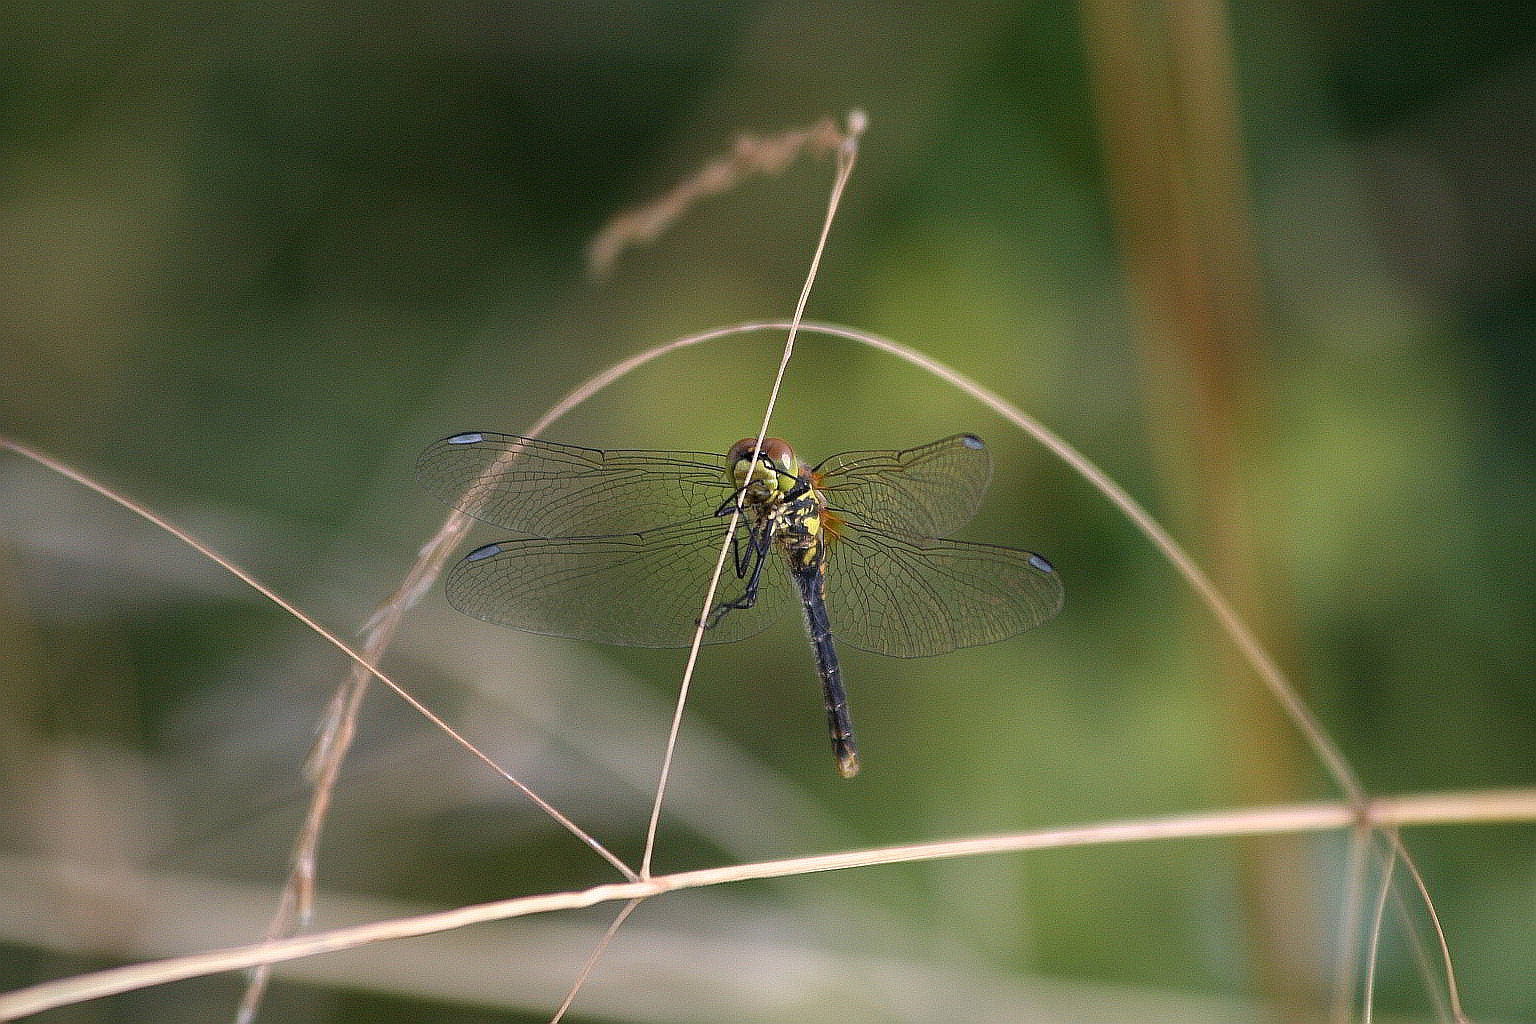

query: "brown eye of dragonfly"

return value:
[727, 437, 762, 467]
[758, 438, 794, 466]
[728, 437, 793, 472]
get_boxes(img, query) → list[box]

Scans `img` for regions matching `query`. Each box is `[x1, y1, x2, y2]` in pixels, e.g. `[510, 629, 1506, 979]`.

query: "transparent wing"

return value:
[821, 527, 1064, 658]
[418, 432, 732, 537]
[444, 518, 798, 647]
[815, 434, 992, 540]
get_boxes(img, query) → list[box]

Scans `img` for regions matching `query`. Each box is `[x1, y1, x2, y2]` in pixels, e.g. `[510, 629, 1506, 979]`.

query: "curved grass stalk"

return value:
[518, 319, 1367, 802]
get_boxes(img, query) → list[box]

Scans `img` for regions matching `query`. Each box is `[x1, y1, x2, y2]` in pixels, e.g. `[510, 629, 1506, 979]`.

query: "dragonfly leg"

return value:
[712, 484, 751, 520]
[703, 524, 773, 629]
[730, 521, 754, 578]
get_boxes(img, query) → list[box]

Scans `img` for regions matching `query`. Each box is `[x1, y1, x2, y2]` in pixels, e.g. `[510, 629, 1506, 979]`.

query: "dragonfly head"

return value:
[728, 437, 803, 496]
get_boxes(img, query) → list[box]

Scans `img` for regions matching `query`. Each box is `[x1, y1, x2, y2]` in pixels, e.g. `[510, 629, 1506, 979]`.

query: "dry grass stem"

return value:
[548, 899, 643, 1024]
[1382, 829, 1467, 1021]
[586, 111, 866, 275]
[3, 787, 1530, 1021]
[639, 114, 862, 878]
[1361, 845, 1396, 1023]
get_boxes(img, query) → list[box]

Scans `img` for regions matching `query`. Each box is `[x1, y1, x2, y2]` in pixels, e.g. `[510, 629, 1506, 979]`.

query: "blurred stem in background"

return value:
[1078, 0, 1322, 1013]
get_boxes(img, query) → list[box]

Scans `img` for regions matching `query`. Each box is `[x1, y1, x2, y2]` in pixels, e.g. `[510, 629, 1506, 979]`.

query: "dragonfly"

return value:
[418, 431, 1064, 778]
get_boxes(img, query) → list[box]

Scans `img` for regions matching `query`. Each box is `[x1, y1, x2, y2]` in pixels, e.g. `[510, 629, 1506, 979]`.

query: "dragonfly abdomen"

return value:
[794, 562, 859, 778]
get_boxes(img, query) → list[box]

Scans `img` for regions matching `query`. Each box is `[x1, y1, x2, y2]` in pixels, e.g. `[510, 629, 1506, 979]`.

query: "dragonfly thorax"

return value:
[726, 437, 829, 567]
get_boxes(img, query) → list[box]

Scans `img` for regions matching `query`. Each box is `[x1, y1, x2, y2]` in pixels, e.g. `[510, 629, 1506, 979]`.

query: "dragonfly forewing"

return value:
[814, 433, 993, 540]
[418, 432, 732, 538]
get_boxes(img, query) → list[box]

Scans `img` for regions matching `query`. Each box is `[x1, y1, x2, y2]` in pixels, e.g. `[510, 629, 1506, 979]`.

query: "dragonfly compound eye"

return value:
[729, 437, 799, 480]
[757, 438, 796, 470]
[727, 437, 763, 466]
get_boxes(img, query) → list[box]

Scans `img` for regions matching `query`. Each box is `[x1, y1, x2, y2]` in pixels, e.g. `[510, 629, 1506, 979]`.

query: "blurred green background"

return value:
[2, 0, 1533, 1021]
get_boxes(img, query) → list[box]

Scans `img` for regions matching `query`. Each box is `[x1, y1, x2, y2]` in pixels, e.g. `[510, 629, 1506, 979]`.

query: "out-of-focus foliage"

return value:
[1, 0, 1531, 1021]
